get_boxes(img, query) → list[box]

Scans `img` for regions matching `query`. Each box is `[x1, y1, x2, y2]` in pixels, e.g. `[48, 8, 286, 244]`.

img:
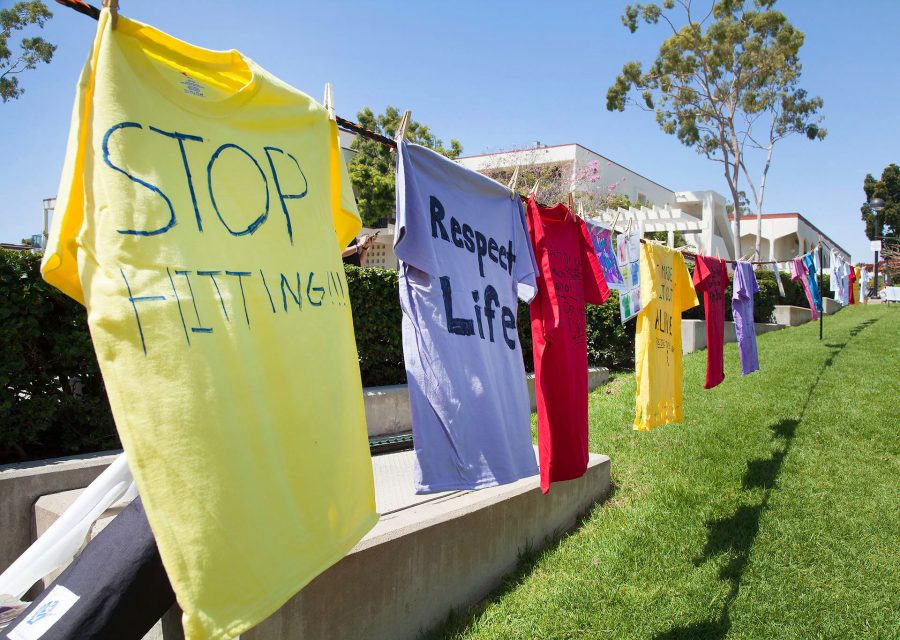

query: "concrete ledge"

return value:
[367, 367, 610, 437]
[774, 305, 812, 326]
[0, 451, 121, 573]
[681, 319, 708, 354]
[822, 297, 842, 315]
[34, 450, 611, 640]
[3, 369, 611, 575]
[682, 320, 785, 355]
[245, 452, 611, 640]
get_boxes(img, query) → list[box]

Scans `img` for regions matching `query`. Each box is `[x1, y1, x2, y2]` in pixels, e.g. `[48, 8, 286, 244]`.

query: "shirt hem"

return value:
[197, 511, 379, 640]
[415, 470, 539, 494]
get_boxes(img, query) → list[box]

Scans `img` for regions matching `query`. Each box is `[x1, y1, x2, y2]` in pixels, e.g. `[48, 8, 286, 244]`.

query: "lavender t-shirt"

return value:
[732, 262, 760, 376]
[394, 142, 539, 493]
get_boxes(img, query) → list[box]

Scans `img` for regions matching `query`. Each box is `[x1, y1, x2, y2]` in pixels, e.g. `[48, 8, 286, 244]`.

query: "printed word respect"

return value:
[429, 196, 517, 279]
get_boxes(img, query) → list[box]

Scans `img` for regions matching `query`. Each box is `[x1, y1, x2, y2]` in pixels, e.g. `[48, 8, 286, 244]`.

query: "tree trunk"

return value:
[754, 138, 775, 260]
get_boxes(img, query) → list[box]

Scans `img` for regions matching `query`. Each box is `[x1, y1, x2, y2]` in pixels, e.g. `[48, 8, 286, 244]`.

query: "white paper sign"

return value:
[616, 231, 642, 323]
[871, 240, 882, 252]
[7, 586, 79, 640]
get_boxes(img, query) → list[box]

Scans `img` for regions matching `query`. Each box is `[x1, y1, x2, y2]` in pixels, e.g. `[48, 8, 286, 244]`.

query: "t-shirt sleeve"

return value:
[749, 265, 760, 295]
[732, 264, 758, 300]
[513, 198, 538, 303]
[40, 54, 96, 306]
[676, 253, 699, 312]
[692, 255, 710, 292]
[329, 120, 361, 250]
[392, 142, 439, 276]
[732, 264, 744, 300]
[578, 218, 610, 305]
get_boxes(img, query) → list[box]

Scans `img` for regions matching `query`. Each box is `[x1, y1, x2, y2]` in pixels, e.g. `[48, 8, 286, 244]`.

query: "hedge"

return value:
[0, 249, 118, 463]
[1, 249, 823, 463]
[344, 265, 635, 380]
[682, 267, 831, 324]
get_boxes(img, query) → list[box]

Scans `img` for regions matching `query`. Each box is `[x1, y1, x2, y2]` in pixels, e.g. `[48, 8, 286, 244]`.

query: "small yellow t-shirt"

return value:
[42, 10, 376, 640]
[633, 244, 699, 431]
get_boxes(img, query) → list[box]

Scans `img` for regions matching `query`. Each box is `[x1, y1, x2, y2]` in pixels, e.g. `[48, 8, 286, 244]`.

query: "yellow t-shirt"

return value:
[633, 244, 699, 431]
[42, 10, 377, 640]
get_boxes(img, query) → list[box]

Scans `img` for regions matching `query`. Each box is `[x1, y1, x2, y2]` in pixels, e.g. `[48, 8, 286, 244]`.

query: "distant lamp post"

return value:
[870, 197, 885, 297]
[42, 198, 56, 250]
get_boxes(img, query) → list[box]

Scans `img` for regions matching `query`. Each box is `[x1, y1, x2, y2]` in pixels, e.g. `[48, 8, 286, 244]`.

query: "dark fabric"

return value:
[342, 237, 361, 265]
[7, 496, 175, 640]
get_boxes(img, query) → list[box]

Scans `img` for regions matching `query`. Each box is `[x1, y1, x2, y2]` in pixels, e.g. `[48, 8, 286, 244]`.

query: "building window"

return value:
[636, 192, 648, 206]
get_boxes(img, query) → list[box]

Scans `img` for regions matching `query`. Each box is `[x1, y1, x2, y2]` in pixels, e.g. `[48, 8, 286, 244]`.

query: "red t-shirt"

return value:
[692, 255, 728, 389]
[525, 196, 610, 494]
[848, 267, 857, 304]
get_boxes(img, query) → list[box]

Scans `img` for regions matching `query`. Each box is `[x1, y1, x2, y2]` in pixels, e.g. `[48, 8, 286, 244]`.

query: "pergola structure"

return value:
[587, 204, 705, 253]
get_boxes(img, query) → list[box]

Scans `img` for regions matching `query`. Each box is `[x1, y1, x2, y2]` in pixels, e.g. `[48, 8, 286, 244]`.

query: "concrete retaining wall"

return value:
[682, 319, 784, 355]
[33, 452, 611, 640]
[366, 367, 609, 438]
[245, 454, 611, 640]
[822, 297, 842, 315]
[0, 452, 120, 574]
[774, 305, 812, 326]
[1, 368, 610, 574]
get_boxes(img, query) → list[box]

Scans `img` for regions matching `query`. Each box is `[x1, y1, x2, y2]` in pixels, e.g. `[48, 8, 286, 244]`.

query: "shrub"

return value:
[0, 249, 118, 463]
[0, 252, 669, 463]
[586, 291, 636, 370]
[344, 265, 405, 387]
[684, 265, 793, 324]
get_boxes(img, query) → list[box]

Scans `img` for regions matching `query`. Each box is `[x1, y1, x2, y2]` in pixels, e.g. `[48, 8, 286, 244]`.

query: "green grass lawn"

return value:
[434, 305, 899, 640]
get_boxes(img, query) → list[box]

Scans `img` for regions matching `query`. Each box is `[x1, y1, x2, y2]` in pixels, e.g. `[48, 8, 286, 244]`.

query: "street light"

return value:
[870, 197, 885, 298]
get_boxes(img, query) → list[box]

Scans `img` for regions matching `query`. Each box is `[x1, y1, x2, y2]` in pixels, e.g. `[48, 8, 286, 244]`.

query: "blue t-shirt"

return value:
[802, 253, 822, 312]
[394, 142, 539, 493]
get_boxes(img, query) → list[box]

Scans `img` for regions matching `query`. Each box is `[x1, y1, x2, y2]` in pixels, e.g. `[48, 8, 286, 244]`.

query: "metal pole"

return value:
[873, 211, 880, 298]
[818, 243, 823, 341]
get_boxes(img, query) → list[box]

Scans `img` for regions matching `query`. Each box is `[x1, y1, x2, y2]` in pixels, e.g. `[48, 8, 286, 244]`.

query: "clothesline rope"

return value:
[55, 0, 843, 271]
[56, 0, 405, 149]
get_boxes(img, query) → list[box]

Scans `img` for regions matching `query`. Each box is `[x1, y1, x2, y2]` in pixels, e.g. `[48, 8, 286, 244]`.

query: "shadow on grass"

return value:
[656, 419, 796, 640]
[656, 316, 879, 640]
[429, 316, 880, 640]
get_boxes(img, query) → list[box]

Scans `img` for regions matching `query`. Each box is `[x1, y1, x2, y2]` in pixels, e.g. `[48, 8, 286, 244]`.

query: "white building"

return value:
[338, 136, 851, 270]
[457, 143, 676, 208]
[459, 144, 736, 259]
[732, 213, 851, 269]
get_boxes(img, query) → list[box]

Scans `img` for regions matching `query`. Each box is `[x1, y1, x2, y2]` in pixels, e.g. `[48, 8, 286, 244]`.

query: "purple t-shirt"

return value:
[394, 142, 539, 493]
[732, 262, 760, 376]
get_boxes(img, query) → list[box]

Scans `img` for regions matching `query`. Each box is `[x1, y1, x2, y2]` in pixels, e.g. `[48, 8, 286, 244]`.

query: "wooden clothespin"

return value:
[508, 164, 520, 191]
[102, 0, 118, 29]
[610, 208, 621, 233]
[395, 110, 411, 142]
[567, 192, 575, 221]
[715, 246, 721, 260]
[323, 83, 335, 120]
[577, 200, 585, 220]
[529, 178, 541, 198]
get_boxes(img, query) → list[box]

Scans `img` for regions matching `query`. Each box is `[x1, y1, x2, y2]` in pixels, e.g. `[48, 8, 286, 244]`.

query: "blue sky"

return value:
[1, 0, 898, 262]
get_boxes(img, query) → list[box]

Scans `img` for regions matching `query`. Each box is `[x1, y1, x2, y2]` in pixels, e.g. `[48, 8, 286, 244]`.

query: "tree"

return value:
[725, 190, 750, 216]
[861, 163, 900, 241]
[1, 1, 56, 103]
[348, 106, 462, 227]
[607, 0, 825, 259]
[479, 153, 629, 213]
